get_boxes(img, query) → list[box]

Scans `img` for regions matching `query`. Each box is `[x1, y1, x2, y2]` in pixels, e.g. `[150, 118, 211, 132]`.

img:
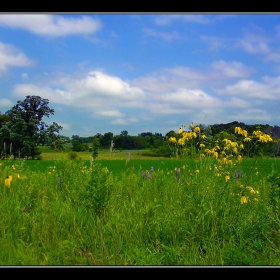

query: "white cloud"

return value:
[12, 66, 278, 130]
[155, 15, 209, 26]
[211, 60, 255, 78]
[238, 39, 270, 55]
[0, 15, 102, 37]
[13, 71, 146, 116]
[133, 62, 254, 94]
[96, 110, 124, 118]
[218, 75, 280, 99]
[0, 41, 34, 72]
[142, 28, 183, 41]
[111, 118, 138, 125]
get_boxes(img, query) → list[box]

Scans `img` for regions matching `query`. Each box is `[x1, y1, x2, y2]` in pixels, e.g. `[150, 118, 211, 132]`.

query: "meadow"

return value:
[1, 146, 280, 266]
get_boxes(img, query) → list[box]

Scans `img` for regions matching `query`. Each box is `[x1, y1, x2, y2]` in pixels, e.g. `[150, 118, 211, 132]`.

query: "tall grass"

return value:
[0, 153, 280, 265]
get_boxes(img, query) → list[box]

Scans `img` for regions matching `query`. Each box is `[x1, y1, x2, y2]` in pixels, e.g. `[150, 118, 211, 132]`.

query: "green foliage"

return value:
[78, 163, 113, 216]
[68, 151, 78, 160]
[2, 95, 62, 160]
[72, 140, 88, 152]
[0, 158, 280, 265]
[92, 138, 100, 159]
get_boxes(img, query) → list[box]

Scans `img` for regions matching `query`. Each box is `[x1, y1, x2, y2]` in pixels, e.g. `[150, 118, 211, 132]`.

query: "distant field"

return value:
[39, 145, 167, 161]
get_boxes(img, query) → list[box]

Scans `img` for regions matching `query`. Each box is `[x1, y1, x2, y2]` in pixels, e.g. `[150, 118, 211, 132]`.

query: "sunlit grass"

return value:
[0, 154, 280, 265]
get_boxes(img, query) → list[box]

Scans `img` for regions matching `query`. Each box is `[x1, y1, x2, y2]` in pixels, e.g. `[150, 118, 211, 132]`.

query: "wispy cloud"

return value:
[0, 15, 102, 37]
[154, 15, 210, 26]
[142, 28, 183, 41]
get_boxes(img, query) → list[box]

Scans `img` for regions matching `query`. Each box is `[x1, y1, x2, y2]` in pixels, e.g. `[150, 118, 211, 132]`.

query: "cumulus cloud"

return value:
[217, 75, 280, 99]
[12, 65, 277, 128]
[0, 14, 102, 37]
[13, 71, 146, 122]
[0, 41, 34, 72]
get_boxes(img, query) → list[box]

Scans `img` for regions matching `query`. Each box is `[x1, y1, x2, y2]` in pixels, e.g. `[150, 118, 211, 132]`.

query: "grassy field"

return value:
[1, 146, 280, 265]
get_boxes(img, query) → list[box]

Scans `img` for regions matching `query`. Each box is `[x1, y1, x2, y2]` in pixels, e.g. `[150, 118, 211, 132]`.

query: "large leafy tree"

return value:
[5, 95, 57, 159]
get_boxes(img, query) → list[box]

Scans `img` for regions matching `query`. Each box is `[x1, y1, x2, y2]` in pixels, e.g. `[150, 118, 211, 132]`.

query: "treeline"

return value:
[68, 122, 280, 157]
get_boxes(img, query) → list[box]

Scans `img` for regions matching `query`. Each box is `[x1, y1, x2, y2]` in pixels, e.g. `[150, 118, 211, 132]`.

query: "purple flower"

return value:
[58, 177, 61, 184]
[151, 166, 154, 172]
[175, 168, 180, 175]
[141, 171, 146, 178]
[234, 170, 238, 182]
[148, 172, 152, 179]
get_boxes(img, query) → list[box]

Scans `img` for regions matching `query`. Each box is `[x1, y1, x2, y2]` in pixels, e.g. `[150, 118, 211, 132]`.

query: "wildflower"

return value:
[147, 172, 152, 179]
[194, 126, 201, 133]
[195, 169, 200, 173]
[141, 171, 146, 178]
[234, 171, 238, 182]
[199, 143, 205, 148]
[237, 155, 242, 162]
[58, 177, 61, 184]
[254, 198, 258, 202]
[151, 166, 154, 172]
[169, 137, 177, 144]
[175, 168, 180, 175]
[241, 194, 248, 204]
[225, 175, 230, 182]
[5, 176, 12, 188]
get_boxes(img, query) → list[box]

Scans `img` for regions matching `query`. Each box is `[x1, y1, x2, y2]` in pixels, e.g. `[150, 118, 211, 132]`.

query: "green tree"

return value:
[5, 95, 55, 159]
[100, 132, 113, 148]
[92, 137, 100, 159]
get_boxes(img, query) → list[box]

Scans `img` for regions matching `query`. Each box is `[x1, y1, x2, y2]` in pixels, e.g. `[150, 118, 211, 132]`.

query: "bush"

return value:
[68, 151, 78, 160]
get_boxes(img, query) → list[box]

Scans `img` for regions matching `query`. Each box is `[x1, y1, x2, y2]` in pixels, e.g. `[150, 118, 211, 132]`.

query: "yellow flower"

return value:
[237, 155, 242, 162]
[5, 176, 12, 188]
[194, 126, 201, 133]
[225, 175, 230, 182]
[195, 169, 200, 173]
[241, 195, 248, 204]
[199, 143, 205, 148]
[169, 136, 177, 144]
[254, 198, 258, 202]
[201, 134, 207, 139]
[178, 128, 183, 134]
[243, 137, 251, 142]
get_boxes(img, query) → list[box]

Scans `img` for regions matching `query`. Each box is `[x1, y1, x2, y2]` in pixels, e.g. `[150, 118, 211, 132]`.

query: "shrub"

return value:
[68, 151, 78, 160]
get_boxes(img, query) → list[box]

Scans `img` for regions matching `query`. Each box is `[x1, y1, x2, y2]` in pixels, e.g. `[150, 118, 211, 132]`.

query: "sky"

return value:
[1, 13, 280, 138]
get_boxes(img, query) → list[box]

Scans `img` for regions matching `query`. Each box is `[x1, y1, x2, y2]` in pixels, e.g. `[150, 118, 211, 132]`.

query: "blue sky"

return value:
[1, 14, 280, 137]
